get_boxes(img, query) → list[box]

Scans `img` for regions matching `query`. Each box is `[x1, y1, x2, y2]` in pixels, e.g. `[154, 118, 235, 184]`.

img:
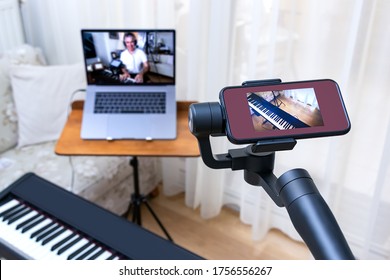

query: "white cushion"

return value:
[0, 44, 46, 153]
[10, 63, 86, 148]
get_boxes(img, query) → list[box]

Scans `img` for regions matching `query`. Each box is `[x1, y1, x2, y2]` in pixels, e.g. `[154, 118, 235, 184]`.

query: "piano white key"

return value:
[56, 235, 83, 255]
[0, 199, 20, 214]
[65, 240, 93, 260]
[35, 223, 61, 242]
[10, 213, 42, 250]
[9, 218, 55, 258]
[25, 225, 79, 260]
[47, 234, 82, 259]
[9, 209, 38, 227]
[46, 229, 74, 249]
[16, 212, 41, 230]
[41, 227, 67, 245]
[30, 220, 56, 239]
[20, 216, 46, 233]
[6, 207, 31, 224]
[93, 250, 114, 260]
[65, 238, 94, 260]
[0, 225, 20, 245]
[72, 239, 105, 260]
[74, 244, 100, 260]
[0, 216, 37, 259]
[39, 229, 76, 260]
[86, 247, 106, 260]
[1, 204, 26, 221]
[64, 240, 92, 260]
[0, 207, 36, 242]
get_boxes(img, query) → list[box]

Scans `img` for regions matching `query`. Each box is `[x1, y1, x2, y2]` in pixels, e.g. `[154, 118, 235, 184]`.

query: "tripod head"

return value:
[188, 79, 355, 260]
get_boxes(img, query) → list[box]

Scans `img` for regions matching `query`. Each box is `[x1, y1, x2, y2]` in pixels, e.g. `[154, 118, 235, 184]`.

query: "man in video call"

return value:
[119, 32, 149, 83]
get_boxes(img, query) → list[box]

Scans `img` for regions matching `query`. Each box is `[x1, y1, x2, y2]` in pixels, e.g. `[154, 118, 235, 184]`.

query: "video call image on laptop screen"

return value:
[82, 30, 175, 85]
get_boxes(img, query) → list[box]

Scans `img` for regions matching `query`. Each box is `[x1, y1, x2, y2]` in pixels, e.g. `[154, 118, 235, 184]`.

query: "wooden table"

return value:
[55, 101, 200, 157]
[55, 100, 200, 241]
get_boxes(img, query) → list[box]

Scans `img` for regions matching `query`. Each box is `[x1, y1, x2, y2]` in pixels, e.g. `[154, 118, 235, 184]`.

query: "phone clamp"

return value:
[241, 78, 282, 86]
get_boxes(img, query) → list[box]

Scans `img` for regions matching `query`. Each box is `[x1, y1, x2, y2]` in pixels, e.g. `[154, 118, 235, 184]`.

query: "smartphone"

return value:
[219, 79, 350, 144]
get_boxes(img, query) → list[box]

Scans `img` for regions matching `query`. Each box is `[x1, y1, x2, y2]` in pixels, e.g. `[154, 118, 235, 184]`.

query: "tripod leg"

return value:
[122, 157, 143, 224]
[125, 156, 173, 241]
[126, 157, 142, 225]
[143, 200, 173, 242]
[132, 195, 142, 225]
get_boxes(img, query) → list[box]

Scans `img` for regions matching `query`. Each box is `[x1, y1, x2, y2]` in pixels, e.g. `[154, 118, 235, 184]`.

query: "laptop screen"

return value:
[81, 29, 175, 86]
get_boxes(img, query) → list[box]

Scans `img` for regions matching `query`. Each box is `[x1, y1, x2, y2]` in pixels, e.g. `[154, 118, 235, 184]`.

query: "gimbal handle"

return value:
[249, 167, 355, 259]
[278, 169, 355, 259]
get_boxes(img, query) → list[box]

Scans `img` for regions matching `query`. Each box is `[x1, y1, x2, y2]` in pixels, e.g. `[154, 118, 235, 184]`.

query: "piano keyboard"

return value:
[0, 173, 202, 260]
[247, 93, 309, 130]
[102, 69, 135, 84]
[0, 198, 121, 260]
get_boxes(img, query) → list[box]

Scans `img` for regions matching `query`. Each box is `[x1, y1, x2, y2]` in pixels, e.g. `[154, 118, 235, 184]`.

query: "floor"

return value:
[126, 188, 312, 260]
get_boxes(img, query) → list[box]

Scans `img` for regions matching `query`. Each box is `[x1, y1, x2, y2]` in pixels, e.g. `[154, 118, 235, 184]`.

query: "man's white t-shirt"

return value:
[120, 49, 147, 74]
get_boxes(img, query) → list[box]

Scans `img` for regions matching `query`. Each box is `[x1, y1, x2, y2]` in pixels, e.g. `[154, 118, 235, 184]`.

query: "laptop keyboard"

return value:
[94, 92, 166, 114]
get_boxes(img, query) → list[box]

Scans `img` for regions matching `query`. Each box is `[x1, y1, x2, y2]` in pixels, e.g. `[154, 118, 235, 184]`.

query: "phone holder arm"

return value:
[188, 102, 232, 169]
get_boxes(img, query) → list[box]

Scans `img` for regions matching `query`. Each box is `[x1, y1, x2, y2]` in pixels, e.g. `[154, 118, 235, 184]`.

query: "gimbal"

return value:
[188, 79, 355, 260]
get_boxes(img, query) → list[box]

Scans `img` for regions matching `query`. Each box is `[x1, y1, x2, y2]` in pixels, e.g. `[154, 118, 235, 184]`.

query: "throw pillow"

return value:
[0, 44, 46, 153]
[10, 63, 86, 148]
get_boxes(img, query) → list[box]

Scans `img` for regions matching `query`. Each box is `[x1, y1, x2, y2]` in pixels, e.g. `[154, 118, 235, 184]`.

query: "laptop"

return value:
[80, 29, 176, 140]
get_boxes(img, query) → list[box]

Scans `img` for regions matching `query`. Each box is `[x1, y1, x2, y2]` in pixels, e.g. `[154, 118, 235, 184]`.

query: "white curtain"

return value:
[19, 0, 390, 259]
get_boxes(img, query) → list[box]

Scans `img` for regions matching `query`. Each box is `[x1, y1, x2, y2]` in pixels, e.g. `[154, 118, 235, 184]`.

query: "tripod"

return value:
[124, 156, 173, 241]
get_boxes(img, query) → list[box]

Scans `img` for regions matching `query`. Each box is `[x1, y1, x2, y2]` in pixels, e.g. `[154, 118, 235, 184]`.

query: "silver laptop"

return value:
[80, 29, 176, 140]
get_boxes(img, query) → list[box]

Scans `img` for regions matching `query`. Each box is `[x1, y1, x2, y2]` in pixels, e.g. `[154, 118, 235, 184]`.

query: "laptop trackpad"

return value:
[107, 116, 151, 140]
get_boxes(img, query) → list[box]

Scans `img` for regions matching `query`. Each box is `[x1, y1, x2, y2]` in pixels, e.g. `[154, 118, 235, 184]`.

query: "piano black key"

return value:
[21, 216, 46, 233]
[106, 253, 116, 260]
[38, 229, 75, 260]
[41, 227, 67, 245]
[0, 200, 21, 217]
[2, 204, 27, 221]
[16, 213, 41, 230]
[10, 210, 39, 232]
[57, 236, 82, 255]
[30, 221, 56, 238]
[87, 248, 105, 260]
[76, 244, 100, 260]
[51, 232, 77, 251]
[67, 240, 93, 260]
[7, 207, 32, 225]
[35, 224, 61, 242]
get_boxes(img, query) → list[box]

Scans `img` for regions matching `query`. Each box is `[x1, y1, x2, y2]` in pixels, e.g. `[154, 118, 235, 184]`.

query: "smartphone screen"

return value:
[220, 79, 350, 144]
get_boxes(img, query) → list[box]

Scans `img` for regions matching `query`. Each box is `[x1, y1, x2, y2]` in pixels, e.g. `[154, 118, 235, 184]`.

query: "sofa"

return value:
[0, 44, 161, 215]
[148, 54, 174, 78]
